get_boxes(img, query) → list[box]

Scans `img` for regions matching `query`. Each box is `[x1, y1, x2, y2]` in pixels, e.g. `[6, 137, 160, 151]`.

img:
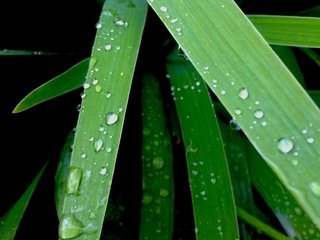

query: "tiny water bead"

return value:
[277, 138, 294, 153]
[254, 110, 264, 119]
[238, 88, 249, 100]
[160, 188, 169, 197]
[234, 108, 242, 115]
[142, 192, 153, 205]
[58, 214, 85, 239]
[160, 6, 168, 13]
[105, 112, 119, 125]
[306, 137, 314, 144]
[66, 167, 83, 195]
[99, 167, 108, 176]
[105, 44, 112, 51]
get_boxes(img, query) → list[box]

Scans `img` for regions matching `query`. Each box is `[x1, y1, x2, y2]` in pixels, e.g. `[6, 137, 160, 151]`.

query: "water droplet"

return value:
[99, 167, 108, 176]
[277, 138, 294, 153]
[230, 119, 241, 131]
[142, 192, 153, 205]
[106, 147, 112, 153]
[307, 137, 314, 144]
[80, 153, 86, 159]
[66, 167, 83, 195]
[105, 44, 112, 51]
[83, 83, 90, 89]
[94, 139, 103, 152]
[106, 112, 118, 125]
[95, 85, 102, 93]
[114, 18, 128, 27]
[59, 214, 84, 239]
[221, 90, 226, 95]
[238, 88, 249, 100]
[105, 92, 112, 98]
[302, 129, 308, 134]
[160, 188, 169, 197]
[234, 108, 242, 115]
[170, 18, 178, 23]
[92, 79, 98, 85]
[95, 22, 102, 29]
[152, 156, 164, 169]
[261, 121, 267, 127]
[254, 110, 264, 119]
[160, 6, 168, 12]
[192, 170, 198, 176]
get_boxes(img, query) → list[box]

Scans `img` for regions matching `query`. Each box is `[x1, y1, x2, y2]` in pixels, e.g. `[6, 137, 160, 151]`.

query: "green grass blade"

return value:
[247, 138, 320, 239]
[140, 74, 174, 239]
[147, 0, 320, 228]
[0, 163, 47, 240]
[248, 15, 320, 48]
[167, 48, 239, 239]
[0, 49, 64, 56]
[236, 207, 290, 240]
[13, 58, 89, 113]
[58, 0, 148, 239]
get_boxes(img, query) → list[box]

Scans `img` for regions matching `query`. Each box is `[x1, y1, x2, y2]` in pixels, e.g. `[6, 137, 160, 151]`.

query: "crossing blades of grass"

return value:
[13, 58, 89, 113]
[248, 15, 320, 48]
[147, 0, 320, 228]
[166, 48, 239, 239]
[140, 73, 174, 239]
[0, 163, 47, 240]
[57, 0, 147, 239]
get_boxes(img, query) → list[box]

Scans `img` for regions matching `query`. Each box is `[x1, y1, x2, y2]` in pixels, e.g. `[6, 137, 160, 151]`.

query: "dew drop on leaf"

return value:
[94, 139, 103, 152]
[254, 110, 264, 119]
[152, 156, 164, 169]
[58, 214, 85, 239]
[106, 112, 119, 125]
[277, 138, 294, 153]
[238, 88, 249, 100]
[66, 167, 83, 195]
[309, 182, 320, 197]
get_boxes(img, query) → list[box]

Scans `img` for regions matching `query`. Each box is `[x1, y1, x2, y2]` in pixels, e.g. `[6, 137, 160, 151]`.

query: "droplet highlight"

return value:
[238, 88, 249, 100]
[277, 138, 294, 153]
[106, 112, 119, 125]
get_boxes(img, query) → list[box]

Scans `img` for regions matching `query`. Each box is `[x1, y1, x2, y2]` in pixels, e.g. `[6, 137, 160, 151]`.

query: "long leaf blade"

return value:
[167, 48, 239, 239]
[147, 0, 320, 228]
[58, 1, 148, 239]
[249, 15, 320, 48]
[0, 163, 47, 240]
[13, 58, 89, 113]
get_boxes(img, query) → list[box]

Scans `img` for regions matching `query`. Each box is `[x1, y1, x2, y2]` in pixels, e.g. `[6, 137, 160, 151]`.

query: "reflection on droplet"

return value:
[66, 167, 83, 195]
[58, 214, 84, 239]
[238, 88, 249, 100]
[99, 167, 107, 176]
[152, 156, 164, 169]
[106, 112, 119, 125]
[307, 137, 314, 144]
[94, 139, 103, 152]
[277, 138, 294, 153]
[254, 110, 264, 119]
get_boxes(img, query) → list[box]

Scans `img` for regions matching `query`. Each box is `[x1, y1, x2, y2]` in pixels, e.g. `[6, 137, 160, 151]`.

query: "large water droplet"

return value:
[66, 167, 83, 195]
[277, 138, 294, 153]
[238, 88, 249, 100]
[59, 214, 84, 239]
[94, 139, 103, 152]
[152, 156, 164, 169]
[106, 112, 118, 125]
[99, 167, 108, 176]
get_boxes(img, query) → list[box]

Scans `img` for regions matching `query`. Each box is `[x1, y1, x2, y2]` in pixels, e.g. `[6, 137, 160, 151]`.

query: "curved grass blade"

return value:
[246, 140, 320, 239]
[0, 163, 47, 240]
[140, 74, 174, 239]
[13, 58, 89, 113]
[58, 0, 148, 239]
[166, 48, 239, 239]
[248, 15, 320, 48]
[236, 207, 290, 240]
[147, 0, 320, 228]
